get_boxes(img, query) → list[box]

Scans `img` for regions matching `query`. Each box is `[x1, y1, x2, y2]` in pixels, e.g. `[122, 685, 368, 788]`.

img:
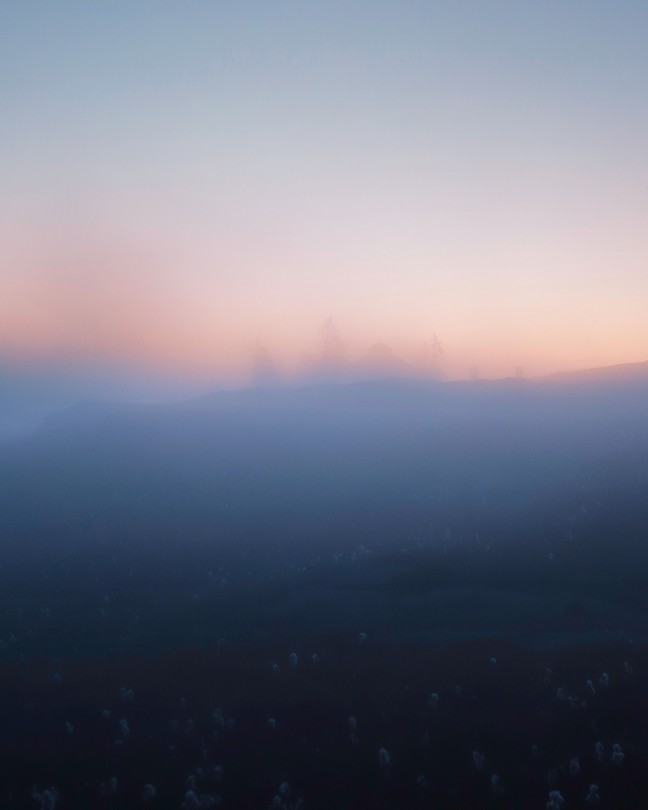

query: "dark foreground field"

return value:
[2, 375, 648, 808]
[2, 552, 648, 810]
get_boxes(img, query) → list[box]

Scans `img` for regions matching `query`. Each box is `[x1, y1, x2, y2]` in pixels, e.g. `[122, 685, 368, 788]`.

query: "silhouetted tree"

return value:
[250, 341, 280, 387]
[416, 334, 446, 378]
[295, 318, 348, 382]
[320, 317, 347, 369]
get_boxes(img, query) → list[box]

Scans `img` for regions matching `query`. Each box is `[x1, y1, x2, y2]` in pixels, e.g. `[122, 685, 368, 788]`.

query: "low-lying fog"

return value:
[2, 365, 648, 653]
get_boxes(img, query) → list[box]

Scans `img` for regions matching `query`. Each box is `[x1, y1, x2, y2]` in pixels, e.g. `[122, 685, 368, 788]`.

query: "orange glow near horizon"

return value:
[3, 3, 648, 387]
[2, 215, 647, 384]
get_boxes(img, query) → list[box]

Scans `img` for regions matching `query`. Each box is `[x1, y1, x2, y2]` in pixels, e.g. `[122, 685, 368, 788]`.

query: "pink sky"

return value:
[2, 3, 647, 383]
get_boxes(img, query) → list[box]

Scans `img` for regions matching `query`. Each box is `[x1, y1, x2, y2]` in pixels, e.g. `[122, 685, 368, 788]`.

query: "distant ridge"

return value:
[539, 359, 648, 384]
[6, 358, 648, 446]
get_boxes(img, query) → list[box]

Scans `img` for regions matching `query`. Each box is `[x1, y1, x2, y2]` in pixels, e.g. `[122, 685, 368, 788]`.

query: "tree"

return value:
[295, 318, 348, 382]
[319, 317, 347, 368]
[416, 334, 446, 379]
[250, 341, 280, 387]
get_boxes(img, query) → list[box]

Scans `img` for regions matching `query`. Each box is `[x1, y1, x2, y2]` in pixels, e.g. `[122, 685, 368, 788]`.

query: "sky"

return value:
[1, 1, 647, 384]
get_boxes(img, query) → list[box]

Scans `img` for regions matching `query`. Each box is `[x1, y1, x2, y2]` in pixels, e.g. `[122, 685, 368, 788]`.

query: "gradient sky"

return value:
[2, 1, 647, 382]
